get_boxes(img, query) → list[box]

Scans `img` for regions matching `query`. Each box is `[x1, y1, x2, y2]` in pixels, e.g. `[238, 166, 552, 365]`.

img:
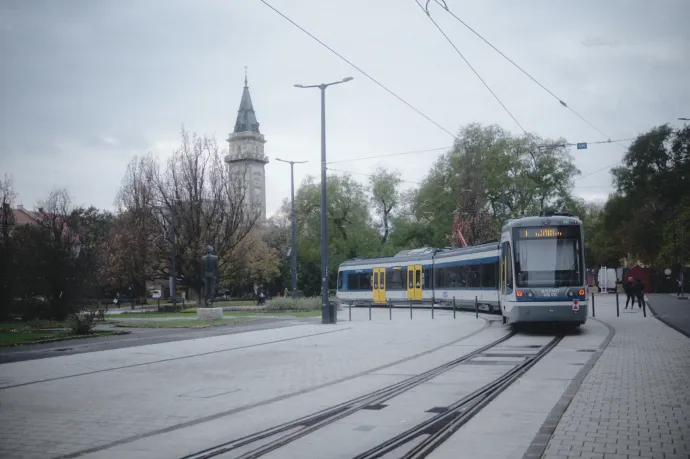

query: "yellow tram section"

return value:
[371, 265, 423, 304]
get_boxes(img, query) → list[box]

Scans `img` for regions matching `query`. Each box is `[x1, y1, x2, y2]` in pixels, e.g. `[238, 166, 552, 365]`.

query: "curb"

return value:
[645, 297, 690, 340]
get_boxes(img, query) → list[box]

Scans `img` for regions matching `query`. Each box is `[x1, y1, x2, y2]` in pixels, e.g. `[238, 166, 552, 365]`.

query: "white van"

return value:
[597, 267, 618, 293]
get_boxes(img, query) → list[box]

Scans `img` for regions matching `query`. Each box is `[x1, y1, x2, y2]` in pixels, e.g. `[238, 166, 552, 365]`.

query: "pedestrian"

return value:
[677, 276, 683, 297]
[624, 276, 635, 309]
[633, 278, 645, 309]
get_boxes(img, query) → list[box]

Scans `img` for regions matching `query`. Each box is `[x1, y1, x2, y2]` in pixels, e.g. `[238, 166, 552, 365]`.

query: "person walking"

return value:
[624, 276, 636, 309]
[634, 278, 645, 309]
[678, 276, 683, 297]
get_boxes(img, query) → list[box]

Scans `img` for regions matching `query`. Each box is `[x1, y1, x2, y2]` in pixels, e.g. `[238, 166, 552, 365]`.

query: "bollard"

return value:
[616, 291, 620, 317]
[453, 297, 456, 319]
[475, 296, 479, 319]
[389, 300, 392, 320]
[591, 292, 596, 317]
[349, 300, 352, 322]
[369, 302, 372, 321]
[431, 301, 434, 319]
[410, 301, 413, 319]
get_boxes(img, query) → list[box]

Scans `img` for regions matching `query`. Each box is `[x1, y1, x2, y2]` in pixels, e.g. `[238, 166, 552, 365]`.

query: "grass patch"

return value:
[0, 321, 126, 347]
[107, 310, 322, 319]
[110, 317, 254, 328]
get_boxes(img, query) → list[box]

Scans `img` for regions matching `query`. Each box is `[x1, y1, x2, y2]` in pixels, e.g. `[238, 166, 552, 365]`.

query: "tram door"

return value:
[372, 267, 387, 304]
[407, 265, 422, 301]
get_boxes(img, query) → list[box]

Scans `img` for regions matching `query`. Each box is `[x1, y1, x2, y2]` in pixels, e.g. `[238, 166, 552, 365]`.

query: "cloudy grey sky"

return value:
[1, 0, 689, 215]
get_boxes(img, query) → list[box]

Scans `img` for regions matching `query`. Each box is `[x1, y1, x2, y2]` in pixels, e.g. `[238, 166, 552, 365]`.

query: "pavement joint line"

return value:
[645, 296, 690, 340]
[521, 317, 616, 459]
[52, 317, 493, 459]
[0, 327, 352, 390]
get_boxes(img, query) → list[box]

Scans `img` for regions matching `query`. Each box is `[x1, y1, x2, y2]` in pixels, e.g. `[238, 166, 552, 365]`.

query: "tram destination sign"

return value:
[515, 225, 580, 240]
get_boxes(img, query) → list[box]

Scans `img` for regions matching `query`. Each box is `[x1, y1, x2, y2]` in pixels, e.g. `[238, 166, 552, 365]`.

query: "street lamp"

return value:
[678, 118, 689, 121]
[294, 76, 354, 324]
[275, 158, 307, 299]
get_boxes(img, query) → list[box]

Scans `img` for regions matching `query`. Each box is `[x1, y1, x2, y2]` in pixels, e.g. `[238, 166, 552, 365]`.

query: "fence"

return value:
[347, 296, 481, 322]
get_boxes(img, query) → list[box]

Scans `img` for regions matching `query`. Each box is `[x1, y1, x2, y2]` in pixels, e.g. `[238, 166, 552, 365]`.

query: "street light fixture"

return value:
[678, 118, 689, 121]
[294, 76, 354, 324]
[275, 158, 307, 299]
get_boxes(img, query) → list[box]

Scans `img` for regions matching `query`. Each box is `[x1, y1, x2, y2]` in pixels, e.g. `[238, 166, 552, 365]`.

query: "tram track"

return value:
[179, 331, 518, 459]
[354, 335, 563, 459]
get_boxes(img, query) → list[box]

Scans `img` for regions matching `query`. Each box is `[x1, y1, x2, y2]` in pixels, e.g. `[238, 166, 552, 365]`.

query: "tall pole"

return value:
[681, 226, 687, 300]
[320, 86, 329, 323]
[171, 211, 177, 310]
[293, 76, 353, 324]
[276, 158, 307, 299]
[290, 162, 297, 298]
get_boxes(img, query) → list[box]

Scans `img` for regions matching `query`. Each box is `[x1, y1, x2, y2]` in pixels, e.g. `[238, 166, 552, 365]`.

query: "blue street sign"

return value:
[577, 143, 587, 150]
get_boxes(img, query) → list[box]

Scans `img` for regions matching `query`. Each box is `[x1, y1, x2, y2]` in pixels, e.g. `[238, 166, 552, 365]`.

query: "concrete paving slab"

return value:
[0, 309, 489, 459]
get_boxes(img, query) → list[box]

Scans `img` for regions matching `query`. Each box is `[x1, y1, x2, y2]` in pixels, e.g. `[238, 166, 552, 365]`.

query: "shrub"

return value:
[66, 303, 99, 335]
[264, 296, 322, 312]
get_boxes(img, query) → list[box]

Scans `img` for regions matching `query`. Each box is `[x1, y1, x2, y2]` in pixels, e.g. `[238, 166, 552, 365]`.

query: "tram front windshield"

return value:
[513, 226, 583, 288]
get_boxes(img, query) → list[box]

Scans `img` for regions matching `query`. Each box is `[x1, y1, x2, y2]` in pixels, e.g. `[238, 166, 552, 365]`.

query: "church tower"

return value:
[225, 72, 269, 222]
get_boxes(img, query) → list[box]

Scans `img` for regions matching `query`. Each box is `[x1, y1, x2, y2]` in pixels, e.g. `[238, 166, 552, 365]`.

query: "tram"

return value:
[335, 213, 587, 326]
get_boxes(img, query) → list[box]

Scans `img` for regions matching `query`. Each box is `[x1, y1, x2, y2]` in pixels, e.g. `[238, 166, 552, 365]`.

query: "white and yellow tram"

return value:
[336, 213, 587, 326]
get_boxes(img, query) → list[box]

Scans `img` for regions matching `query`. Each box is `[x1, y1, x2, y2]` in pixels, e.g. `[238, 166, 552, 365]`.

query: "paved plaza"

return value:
[0, 296, 688, 459]
[538, 294, 690, 459]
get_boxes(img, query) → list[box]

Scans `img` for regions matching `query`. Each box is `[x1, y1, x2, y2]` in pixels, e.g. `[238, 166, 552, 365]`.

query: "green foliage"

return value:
[264, 297, 322, 311]
[602, 124, 690, 266]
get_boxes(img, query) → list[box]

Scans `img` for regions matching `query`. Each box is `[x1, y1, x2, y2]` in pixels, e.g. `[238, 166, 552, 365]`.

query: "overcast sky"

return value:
[1, 0, 689, 216]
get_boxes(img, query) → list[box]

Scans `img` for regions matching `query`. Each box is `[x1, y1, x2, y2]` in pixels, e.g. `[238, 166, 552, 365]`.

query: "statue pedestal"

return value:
[196, 307, 223, 321]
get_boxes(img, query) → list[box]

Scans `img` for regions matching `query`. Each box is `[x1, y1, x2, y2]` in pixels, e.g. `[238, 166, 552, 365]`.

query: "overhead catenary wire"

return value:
[430, 0, 628, 149]
[415, 0, 527, 134]
[328, 137, 636, 164]
[259, 0, 459, 141]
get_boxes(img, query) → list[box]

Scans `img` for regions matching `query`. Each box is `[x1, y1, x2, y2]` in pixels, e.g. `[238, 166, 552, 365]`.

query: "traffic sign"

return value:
[577, 143, 587, 150]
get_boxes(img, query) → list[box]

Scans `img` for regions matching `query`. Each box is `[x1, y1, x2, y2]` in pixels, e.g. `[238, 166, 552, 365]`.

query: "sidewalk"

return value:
[536, 294, 690, 459]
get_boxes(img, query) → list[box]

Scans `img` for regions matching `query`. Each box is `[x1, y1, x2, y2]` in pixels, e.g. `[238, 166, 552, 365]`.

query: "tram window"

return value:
[386, 270, 405, 290]
[435, 268, 445, 288]
[423, 268, 432, 289]
[468, 265, 481, 288]
[350, 272, 371, 290]
[481, 263, 497, 288]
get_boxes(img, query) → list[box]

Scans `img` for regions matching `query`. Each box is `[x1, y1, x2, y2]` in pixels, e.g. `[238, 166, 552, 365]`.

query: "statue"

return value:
[201, 245, 219, 307]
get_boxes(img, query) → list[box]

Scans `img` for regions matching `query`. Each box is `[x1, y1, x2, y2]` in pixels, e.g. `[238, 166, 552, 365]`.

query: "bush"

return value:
[264, 297, 322, 312]
[66, 303, 98, 335]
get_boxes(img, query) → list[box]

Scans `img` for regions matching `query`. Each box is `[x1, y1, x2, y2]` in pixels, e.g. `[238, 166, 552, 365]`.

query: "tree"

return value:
[107, 155, 160, 298]
[369, 167, 402, 245]
[115, 128, 259, 298]
[412, 124, 581, 247]
[290, 174, 380, 294]
[12, 190, 111, 320]
[607, 124, 690, 265]
[222, 229, 281, 295]
[0, 174, 17, 319]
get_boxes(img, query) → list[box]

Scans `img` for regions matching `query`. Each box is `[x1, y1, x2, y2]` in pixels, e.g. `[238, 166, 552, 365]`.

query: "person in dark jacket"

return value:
[633, 278, 645, 309]
[624, 276, 635, 309]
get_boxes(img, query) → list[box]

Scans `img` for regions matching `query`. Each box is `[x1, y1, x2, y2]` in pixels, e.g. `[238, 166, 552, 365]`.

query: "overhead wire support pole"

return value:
[275, 158, 308, 299]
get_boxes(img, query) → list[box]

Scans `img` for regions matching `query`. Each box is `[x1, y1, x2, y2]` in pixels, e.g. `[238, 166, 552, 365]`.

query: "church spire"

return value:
[234, 68, 260, 134]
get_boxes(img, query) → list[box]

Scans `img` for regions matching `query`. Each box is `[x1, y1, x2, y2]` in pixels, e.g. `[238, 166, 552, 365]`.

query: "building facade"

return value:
[225, 75, 269, 223]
